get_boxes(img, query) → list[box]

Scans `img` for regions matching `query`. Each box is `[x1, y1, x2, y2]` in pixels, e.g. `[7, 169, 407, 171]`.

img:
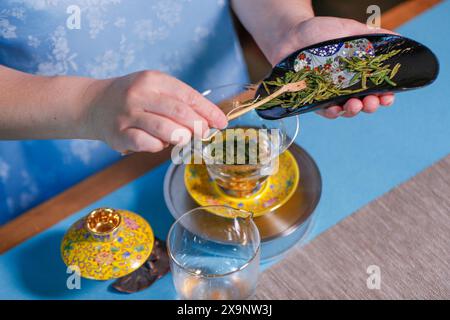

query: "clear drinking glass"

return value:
[167, 206, 261, 300]
[200, 84, 299, 197]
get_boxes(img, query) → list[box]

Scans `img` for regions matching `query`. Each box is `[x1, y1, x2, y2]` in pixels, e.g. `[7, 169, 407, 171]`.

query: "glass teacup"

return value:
[201, 84, 299, 198]
[167, 206, 260, 300]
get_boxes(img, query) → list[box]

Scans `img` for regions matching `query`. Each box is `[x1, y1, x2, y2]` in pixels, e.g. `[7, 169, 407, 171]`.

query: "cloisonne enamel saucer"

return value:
[164, 143, 322, 261]
[184, 150, 299, 218]
[61, 208, 154, 280]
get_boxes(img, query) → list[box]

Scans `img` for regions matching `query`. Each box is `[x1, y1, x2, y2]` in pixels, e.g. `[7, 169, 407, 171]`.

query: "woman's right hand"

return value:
[81, 70, 228, 153]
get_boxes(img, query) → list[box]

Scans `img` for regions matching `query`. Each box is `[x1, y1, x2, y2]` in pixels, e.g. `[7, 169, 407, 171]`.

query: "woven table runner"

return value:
[255, 155, 450, 299]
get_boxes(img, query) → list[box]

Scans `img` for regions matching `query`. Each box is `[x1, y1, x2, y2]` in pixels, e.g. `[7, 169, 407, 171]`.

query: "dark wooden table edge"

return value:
[0, 0, 442, 254]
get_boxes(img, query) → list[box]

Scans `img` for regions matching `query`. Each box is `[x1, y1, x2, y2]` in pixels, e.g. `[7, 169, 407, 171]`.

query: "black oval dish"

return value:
[256, 34, 439, 120]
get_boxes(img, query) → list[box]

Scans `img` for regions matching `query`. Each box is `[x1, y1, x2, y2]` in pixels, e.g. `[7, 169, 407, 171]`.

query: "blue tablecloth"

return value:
[1, 1, 449, 299]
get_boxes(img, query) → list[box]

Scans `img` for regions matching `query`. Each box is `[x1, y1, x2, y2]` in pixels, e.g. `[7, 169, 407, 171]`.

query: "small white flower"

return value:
[153, 0, 182, 28]
[6, 197, 15, 213]
[8, 7, 26, 19]
[70, 140, 103, 165]
[0, 159, 10, 182]
[36, 26, 78, 76]
[88, 14, 107, 39]
[89, 50, 120, 78]
[0, 18, 17, 39]
[134, 19, 168, 44]
[11, 0, 60, 10]
[193, 27, 209, 43]
[27, 35, 41, 48]
[119, 35, 135, 68]
[19, 192, 36, 209]
[88, 36, 134, 78]
[114, 17, 126, 28]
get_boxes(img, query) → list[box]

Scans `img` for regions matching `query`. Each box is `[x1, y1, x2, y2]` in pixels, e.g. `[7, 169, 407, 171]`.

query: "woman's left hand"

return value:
[267, 16, 397, 119]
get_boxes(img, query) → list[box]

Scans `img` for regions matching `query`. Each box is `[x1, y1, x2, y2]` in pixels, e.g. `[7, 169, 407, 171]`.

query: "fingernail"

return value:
[174, 128, 192, 145]
[203, 128, 212, 139]
[384, 96, 394, 106]
[338, 110, 346, 117]
[218, 118, 228, 129]
[215, 122, 227, 130]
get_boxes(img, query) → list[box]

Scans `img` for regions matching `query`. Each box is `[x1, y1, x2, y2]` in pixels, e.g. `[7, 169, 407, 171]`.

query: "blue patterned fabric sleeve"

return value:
[0, 0, 249, 224]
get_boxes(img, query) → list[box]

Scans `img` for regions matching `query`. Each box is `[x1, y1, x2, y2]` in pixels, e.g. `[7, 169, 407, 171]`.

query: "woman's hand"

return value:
[232, 1, 397, 119]
[267, 17, 397, 119]
[82, 71, 228, 153]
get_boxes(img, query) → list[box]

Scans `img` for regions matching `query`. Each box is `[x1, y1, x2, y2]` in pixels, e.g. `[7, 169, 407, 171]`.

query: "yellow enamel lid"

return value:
[61, 208, 154, 280]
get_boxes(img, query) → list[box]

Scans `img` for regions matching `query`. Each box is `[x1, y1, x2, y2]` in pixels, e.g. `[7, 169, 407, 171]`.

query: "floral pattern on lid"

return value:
[61, 209, 154, 280]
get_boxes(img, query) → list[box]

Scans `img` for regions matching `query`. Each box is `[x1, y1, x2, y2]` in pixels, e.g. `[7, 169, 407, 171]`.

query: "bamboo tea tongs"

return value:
[202, 80, 307, 141]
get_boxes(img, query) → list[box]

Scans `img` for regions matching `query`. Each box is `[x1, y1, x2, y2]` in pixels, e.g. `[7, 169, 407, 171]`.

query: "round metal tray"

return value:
[163, 143, 322, 261]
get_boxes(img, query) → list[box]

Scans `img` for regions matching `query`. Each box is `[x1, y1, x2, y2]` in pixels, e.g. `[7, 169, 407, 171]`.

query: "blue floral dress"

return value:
[0, 0, 249, 224]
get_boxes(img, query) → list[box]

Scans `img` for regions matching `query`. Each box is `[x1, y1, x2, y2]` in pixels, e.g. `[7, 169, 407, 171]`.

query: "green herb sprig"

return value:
[210, 133, 263, 165]
[340, 49, 402, 89]
[256, 50, 402, 110]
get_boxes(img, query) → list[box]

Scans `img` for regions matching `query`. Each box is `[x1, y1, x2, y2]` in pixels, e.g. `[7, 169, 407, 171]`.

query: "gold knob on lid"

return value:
[86, 208, 122, 241]
[62, 208, 154, 280]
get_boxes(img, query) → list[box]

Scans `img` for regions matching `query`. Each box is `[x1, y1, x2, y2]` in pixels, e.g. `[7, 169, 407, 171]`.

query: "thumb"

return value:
[353, 22, 399, 36]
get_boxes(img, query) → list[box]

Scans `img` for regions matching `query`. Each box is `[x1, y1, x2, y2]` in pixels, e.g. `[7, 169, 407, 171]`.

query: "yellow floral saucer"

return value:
[61, 208, 154, 281]
[184, 150, 300, 217]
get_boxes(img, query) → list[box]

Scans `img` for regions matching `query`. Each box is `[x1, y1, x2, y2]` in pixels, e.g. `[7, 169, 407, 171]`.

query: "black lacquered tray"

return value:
[256, 34, 439, 119]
